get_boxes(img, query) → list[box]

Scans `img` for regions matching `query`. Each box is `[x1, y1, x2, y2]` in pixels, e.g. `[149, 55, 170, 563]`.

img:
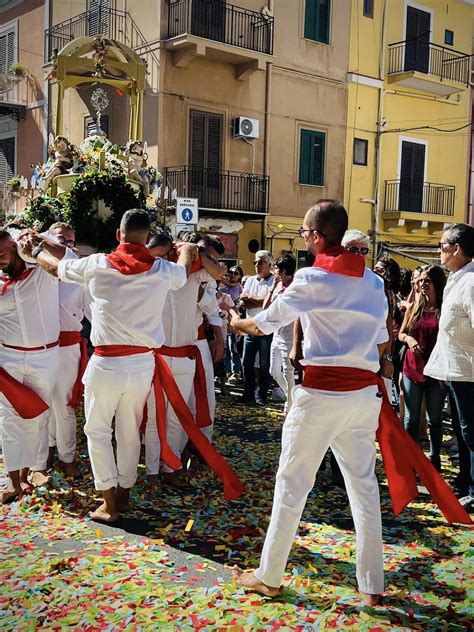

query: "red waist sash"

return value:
[0, 367, 49, 419]
[2, 340, 59, 352]
[60, 332, 89, 409]
[197, 324, 206, 341]
[92, 345, 244, 501]
[302, 365, 472, 525]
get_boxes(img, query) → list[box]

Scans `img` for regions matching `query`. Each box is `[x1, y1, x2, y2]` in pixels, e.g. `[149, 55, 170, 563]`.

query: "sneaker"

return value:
[228, 373, 243, 385]
[458, 495, 474, 512]
[255, 397, 267, 408]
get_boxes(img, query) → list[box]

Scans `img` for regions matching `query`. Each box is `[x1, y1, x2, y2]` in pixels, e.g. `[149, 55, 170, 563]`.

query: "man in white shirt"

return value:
[424, 223, 474, 511]
[21, 210, 197, 522]
[240, 250, 274, 406]
[0, 230, 60, 503]
[230, 200, 388, 605]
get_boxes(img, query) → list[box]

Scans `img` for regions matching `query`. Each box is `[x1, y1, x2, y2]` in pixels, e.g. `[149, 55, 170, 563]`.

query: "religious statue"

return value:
[125, 140, 154, 197]
[41, 135, 74, 190]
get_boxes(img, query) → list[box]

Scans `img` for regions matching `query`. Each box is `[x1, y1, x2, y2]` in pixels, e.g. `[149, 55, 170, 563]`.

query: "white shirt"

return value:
[271, 282, 294, 348]
[243, 274, 274, 317]
[57, 254, 186, 348]
[0, 265, 60, 347]
[254, 267, 388, 372]
[197, 280, 222, 327]
[59, 249, 90, 332]
[163, 268, 213, 347]
[424, 261, 474, 382]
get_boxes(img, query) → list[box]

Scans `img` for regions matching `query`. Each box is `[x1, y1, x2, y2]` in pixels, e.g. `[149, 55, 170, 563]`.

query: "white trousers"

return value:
[189, 339, 215, 442]
[270, 340, 295, 410]
[83, 353, 154, 491]
[255, 384, 384, 595]
[145, 355, 195, 475]
[49, 343, 81, 463]
[0, 347, 59, 472]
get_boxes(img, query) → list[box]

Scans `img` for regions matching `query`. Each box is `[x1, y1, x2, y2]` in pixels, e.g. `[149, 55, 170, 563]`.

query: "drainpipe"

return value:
[43, 0, 51, 163]
[372, 0, 388, 266]
[261, 0, 273, 250]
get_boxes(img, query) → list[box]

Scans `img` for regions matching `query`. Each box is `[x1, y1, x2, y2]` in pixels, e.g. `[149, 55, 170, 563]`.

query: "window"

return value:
[299, 129, 325, 186]
[84, 115, 109, 138]
[444, 30, 454, 46]
[363, 0, 373, 18]
[353, 138, 368, 166]
[0, 135, 15, 210]
[0, 25, 15, 74]
[304, 0, 331, 44]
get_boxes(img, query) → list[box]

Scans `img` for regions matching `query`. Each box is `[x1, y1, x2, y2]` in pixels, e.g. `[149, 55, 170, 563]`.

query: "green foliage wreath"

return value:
[62, 171, 145, 251]
[23, 194, 65, 232]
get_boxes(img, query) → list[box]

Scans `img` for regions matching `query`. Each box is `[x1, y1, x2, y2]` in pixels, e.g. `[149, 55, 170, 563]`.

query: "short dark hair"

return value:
[120, 209, 150, 237]
[49, 221, 75, 234]
[376, 255, 401, 293]
[148, 233, 172, 250]
[0, 229, 12, 241]
[444, 223, 474, 258]
[199, 234, 225, 255]
[399, 268, 413, 299]
[307, 200, 348, 247]
[275, 253, 296, 276]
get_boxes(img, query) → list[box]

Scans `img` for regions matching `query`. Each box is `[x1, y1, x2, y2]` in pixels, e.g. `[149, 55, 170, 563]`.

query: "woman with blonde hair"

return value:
[398, 265, 447, 470]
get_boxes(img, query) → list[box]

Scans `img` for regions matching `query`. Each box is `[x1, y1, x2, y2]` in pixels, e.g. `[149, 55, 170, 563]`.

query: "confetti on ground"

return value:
[1, 390, 473, 630]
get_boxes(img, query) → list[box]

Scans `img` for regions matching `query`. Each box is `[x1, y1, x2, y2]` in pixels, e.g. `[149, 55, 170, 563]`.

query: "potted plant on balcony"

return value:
[9, 63, 28, 77]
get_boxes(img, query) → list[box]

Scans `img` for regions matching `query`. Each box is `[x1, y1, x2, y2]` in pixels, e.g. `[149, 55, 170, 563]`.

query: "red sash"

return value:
[0, 367, 49, 419]
[1, 268, 33, 295]
[302, 366, 472, 525]
[106, 243, 155, 275]
[197, 324, 206, 341]
[59, 332, 89, 409]
[93, 345, 244, 501]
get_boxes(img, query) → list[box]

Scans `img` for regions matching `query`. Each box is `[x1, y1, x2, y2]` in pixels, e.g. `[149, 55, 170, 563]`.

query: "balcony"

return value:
[0, 73, 33, 120]
[166, 0, 273, 79]
[164, 166, 269, 216]
[44, 6, 159, 89]
[383, 179, 455, 233]
[387, 39, 470, 95]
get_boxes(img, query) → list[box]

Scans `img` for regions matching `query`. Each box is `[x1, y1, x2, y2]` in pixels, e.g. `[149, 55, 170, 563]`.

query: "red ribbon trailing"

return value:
[0, 367, 49, 419]
[93, 345, 244, 501]
[106, 243, 155, 275]
[59, 331, 89, 409]
[302, 365, 472, 525]
[1, 268, 33, 295]
[313, 246, 365, 278]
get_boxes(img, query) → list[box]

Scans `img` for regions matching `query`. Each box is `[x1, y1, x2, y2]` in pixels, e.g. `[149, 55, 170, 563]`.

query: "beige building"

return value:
[2, 0, 352, 271]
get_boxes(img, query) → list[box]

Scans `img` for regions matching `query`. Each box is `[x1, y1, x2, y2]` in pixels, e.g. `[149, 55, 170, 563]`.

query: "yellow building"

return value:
[344, 0, 473, 268]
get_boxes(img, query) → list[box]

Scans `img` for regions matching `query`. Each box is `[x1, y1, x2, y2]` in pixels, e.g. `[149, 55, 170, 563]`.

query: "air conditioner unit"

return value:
[232, 117, 260, 139]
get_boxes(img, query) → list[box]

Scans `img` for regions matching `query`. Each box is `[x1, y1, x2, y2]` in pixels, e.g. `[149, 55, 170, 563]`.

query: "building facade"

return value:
[344, 0, 473, 268]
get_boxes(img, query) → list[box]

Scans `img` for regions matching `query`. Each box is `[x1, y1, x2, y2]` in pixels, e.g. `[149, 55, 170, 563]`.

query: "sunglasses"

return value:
[298, 227, 327, 238]
[56, 235, 76, 247]
[347, 246, 369, 256]
[438, 241, 453, 250]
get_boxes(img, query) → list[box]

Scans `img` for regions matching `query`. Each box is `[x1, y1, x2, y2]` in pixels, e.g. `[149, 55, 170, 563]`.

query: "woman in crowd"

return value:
[398, 265, 447, 470]
[221, 265, 244, 383]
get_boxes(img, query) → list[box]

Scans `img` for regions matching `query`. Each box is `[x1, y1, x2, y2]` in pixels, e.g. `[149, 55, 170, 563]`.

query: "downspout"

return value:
[467, 73, 473, 225]
[262, 60, 272, 249]
[372, 0, 388, 265]
[43, 0, 51, 163]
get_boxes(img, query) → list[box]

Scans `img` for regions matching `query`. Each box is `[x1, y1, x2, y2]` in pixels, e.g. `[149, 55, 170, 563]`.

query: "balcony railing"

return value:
[388, 39, 471, 85]
[384, 180, 455, 216]
[164, 166, 269, 214]
[167, 0, 274, 55]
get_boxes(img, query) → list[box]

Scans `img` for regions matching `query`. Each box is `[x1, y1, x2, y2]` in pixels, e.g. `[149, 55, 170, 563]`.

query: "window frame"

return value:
[353, 138, 369, 166]
[444, 29, 454, 46]
[298, 128, 326, 187]
[363, 0, 373, 19]
[304, 0, 331, 45]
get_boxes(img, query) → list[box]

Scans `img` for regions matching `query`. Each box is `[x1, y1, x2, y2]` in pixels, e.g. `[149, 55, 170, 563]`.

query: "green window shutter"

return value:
[299, 130, 325, 186]
[304, 0, 331, 44]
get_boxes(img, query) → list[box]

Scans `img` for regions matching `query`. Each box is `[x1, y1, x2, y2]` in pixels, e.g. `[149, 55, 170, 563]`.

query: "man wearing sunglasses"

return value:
[341, 229, 370, 257]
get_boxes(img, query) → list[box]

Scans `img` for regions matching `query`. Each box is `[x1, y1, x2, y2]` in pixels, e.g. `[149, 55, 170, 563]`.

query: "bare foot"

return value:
[360, 592, 381, 606]
[0, 486, 22, 505]
[29, 471, 52, 488]
[20, 481, 32, 493]
[116, 486, 130, 513]
[61, 461, 80, 478]
[147, 474, 160, 490]
[89, 501, 119, 523]
[231, 566, 280, 597]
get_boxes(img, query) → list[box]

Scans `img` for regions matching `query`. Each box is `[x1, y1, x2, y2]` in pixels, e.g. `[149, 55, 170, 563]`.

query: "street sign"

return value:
[176, 197, 199, 224]
[174, 223, 196, 237]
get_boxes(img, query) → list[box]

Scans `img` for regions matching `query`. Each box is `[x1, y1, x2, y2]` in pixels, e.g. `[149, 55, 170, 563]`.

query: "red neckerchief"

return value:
[1, 268, 33, 296]
[172, 253, 203, 273]
[106, 243, 155, 275]
[313, 246, 365, 278]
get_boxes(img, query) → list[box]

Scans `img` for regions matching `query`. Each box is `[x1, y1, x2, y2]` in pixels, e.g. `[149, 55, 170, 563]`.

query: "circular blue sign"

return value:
[181, 207, 194, 222]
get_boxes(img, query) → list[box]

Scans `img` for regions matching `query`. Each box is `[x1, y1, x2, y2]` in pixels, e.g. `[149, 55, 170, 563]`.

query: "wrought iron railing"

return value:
[44, 6, 159, 89]
[167, 0, 274, 55]
[164, 166, 269, 214]
[384, 180, 455, 216]
[388, 39, 470, 85]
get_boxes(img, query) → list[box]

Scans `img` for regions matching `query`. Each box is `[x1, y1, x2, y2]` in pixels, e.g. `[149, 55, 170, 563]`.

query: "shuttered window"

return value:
[84, 115, 109, 138]
[189, 110, 223, 205]
[0, 136, 15, 187]
[304, 0, 331, 44]
[0, 28, 15, 74]
[299, 129, 325, 186]
[404, 6, 430, 74]
[399, 141, 425, 212]
[87, 0, 110, 37]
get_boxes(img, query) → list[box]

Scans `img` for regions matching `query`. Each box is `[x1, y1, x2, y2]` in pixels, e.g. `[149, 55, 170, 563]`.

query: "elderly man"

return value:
[240, 250, 274, 406]
[230, 201, 388, 605]
[341, 229, 371, 256]
[424, 223, 474, 510]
